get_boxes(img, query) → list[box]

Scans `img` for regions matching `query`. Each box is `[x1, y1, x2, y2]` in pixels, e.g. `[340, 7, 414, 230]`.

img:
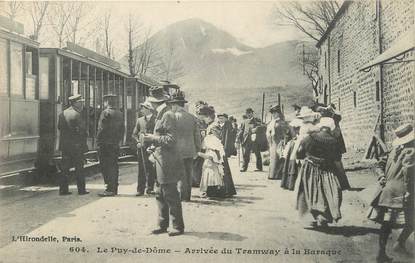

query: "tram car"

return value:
[0, 19, 41, 174]
[36, 42, 156, 172]
[0, 16, 177, 177]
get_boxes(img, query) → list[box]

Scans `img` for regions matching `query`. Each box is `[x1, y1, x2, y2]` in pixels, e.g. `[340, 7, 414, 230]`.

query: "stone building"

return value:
[316, 0, 414, 153]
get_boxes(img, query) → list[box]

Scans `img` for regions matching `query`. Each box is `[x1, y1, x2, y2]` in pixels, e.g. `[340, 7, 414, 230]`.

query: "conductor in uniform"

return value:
[97, 94, 125, 197]
[132, 101, 156, 196]
[57, 94, 89, 195]
[140, 86, 185, 236]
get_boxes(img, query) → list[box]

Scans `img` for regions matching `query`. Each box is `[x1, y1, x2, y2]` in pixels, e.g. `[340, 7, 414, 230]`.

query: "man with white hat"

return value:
[368, 124, 414, 262]
[57, 94, 88, 195]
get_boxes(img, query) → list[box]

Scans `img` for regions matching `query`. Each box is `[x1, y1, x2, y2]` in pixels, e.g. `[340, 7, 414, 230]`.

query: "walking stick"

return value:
[140, 144, 147, 176]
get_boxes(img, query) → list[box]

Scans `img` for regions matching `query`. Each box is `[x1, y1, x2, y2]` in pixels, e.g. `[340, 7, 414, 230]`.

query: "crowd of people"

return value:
[261, 102, 414, 263]
[57, 88, 413, 260]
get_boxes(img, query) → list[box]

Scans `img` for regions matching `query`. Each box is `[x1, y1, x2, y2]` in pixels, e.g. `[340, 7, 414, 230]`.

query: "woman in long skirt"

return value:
[266, 105, 289, 180]
[198, 129, 225, 198]
[295, 117, 342, 228]
[281, 118, 302, 190]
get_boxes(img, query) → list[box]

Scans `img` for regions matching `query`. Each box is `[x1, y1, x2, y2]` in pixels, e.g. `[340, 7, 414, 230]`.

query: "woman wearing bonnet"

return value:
[295, 117, 343, 228]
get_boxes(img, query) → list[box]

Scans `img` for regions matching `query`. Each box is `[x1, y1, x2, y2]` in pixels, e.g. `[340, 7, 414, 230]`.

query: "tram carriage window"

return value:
[39, 57, 49, 99]
[10, 42, 23, 96]
[0, 39, 7, 95]
[25, 50, 37, 99]
[56, 56, 61, 102]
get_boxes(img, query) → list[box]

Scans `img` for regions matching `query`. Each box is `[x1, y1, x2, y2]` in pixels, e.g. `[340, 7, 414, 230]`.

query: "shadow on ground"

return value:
[185, 231, 247, 241]
[188, 195, 263, 207]
[307, 225, 379, 237]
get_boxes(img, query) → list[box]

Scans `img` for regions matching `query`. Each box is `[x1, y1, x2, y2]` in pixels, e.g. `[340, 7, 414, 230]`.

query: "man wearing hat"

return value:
[132, 101, 157, 196]
[97, 94, 125, 197]
[57, 94, 89, 195]
[140, 86, 185, 236]
[368, 124, 414, 262]
[167, 90, 201, 202]
[236, 108, 263, 172]
[217, 113, 237, 157]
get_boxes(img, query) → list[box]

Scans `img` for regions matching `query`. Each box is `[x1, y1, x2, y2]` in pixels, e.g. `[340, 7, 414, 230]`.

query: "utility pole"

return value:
[261, 92, 265, 123]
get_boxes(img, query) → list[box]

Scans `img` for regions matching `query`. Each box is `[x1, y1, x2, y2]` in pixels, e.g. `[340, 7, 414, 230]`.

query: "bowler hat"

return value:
[217, 113, 228, 118]
[167, 90, 187, 104]
[246, 108, 254, 114]
[147, 86, 169, 103]
[393, 124, 414, 146]
[269, 104, 281, 113]
[69, 94, 84, 102]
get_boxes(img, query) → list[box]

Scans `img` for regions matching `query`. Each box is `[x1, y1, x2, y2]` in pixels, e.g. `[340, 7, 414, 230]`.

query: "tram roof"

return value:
[40, 48, 130, 78]
[0, 29, 39, 48]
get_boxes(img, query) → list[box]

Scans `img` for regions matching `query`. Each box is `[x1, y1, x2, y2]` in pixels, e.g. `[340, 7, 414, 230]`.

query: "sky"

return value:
[106, 1, 305, 48]
[1, 1, 307, 58]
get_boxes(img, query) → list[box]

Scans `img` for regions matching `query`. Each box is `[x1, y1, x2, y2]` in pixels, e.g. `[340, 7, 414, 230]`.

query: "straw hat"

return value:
[393, 124, 415, 146]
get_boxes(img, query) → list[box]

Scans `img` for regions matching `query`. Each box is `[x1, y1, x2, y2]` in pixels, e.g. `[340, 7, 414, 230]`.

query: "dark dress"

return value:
[219, 122, 237, 197]
[281, 139, 299, 190]
[295, 129, 343, 224]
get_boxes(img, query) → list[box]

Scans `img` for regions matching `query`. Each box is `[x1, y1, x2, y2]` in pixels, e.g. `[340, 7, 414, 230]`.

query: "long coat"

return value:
[221, 120, 237, 157]
[375, 146, 415, 208]
[174, 108, 201, 159]
[97, 106, 124, 146]
[152, 105, 184, 184]
[237, 117, 262, 145]
[58, 106, 88, 153]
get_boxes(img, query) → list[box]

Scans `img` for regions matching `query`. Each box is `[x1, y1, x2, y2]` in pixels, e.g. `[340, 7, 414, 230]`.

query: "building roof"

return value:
[316, 1, 353, 48]
[360, 27, 415, 71]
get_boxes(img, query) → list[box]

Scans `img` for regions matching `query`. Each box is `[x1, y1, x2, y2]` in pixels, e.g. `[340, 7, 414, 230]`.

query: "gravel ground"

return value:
[0, 157, 413, 263]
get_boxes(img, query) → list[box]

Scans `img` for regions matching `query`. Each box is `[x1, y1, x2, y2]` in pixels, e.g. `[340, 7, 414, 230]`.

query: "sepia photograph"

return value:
[0, 0, 413, 262]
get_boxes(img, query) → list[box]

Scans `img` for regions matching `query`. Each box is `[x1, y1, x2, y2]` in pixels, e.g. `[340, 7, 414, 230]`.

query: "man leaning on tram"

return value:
[57, 94, 89, 196]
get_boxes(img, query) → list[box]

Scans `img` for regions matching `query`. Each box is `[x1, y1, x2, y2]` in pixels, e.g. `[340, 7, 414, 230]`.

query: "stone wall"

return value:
[318, 0, 414, 154]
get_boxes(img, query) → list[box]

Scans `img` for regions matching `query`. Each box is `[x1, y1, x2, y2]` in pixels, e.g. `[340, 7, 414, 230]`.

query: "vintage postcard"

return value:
[0, 0, 413, 262]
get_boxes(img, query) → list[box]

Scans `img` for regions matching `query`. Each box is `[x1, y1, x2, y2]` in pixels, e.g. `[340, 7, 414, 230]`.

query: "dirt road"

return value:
[0, 158, 413, 263]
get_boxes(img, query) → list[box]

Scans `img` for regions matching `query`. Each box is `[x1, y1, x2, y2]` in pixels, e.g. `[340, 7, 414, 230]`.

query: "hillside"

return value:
[120, 18, 309, 91]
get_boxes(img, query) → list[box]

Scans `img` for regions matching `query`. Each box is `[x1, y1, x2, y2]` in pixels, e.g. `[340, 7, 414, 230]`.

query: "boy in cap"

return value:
[97, 94, 125, 197]
[57, 94, 89, 195]
[132, 101, 157, 196]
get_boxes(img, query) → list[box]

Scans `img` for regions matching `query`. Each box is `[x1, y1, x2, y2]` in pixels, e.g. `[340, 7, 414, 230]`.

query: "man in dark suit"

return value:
[236, 108, 263, 172]
[57, 94, 89, 195]
[97, 94, 125, 197]
[140, 87, 185, 236]
[167, 90, 201, 201]
[132, 101, 157, 196]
